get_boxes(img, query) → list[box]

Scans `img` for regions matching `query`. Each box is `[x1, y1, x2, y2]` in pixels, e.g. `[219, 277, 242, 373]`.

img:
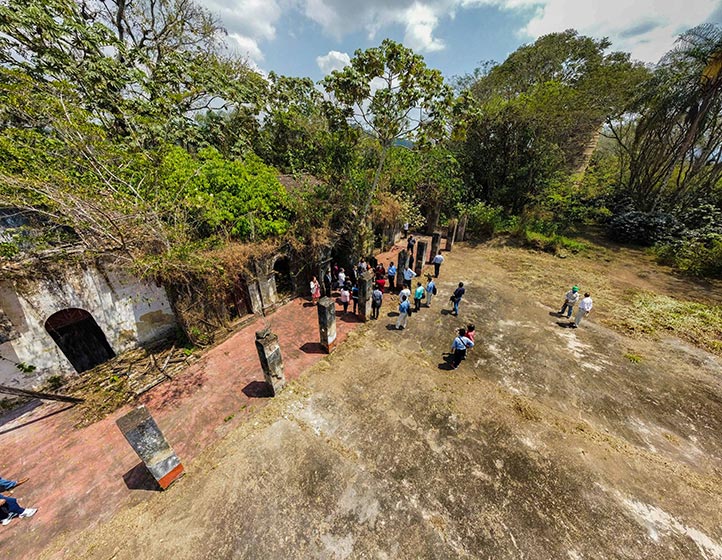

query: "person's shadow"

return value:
[556, 321, 575, 328]
[438, 353, 455, 370]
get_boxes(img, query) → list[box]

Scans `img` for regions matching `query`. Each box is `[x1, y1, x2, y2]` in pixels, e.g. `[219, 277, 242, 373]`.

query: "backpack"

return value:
[432, 285, 437, 295]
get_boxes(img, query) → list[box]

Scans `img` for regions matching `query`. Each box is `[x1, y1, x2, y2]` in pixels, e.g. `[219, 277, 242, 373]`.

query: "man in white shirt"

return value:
[432, 252, 444, 278]
[403, 266, 416, 289]
[573, 293, 593, 328]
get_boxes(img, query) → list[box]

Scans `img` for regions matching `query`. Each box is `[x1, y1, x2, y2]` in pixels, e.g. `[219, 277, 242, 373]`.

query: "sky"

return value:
[198, 0, 722, 81]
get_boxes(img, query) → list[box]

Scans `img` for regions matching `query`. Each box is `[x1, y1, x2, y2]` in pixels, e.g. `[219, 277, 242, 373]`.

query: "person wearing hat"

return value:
[560, 286, 580, 318]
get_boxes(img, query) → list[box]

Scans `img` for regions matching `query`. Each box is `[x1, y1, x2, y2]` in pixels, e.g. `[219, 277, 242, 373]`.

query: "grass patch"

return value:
[624, 352, 643, 363]
[610, 292, 722, 355]
[518, 229, 587, 255]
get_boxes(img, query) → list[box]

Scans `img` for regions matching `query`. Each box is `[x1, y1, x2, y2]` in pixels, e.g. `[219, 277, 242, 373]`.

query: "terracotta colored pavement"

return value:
[0, 241, 418, 557]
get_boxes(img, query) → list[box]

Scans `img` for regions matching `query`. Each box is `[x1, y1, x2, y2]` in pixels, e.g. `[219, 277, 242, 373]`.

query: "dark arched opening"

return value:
[45, 308, 115, 373]
[273, 256, 293, 298]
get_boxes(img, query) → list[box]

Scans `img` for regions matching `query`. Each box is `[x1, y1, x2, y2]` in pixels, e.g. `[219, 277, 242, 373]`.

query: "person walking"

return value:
[432, 252, 444, 278]
[450, 328, 475, 369]
[0, 494, 37, 526]
[310, 276, 321, 304]
[403, 265, 416, 289]
[559, 286, 580, 318]
[371, 284, 383, 319]
[451, 282, 465, 316]
[414, 282, 425, 312]
[387, 262, 397, 292]
[339, 285, 350, 315]
[572, 293, 593, 328]
[351, 283, 359, 314]
[406, 235, 416, 259]
[425, 277, 436, 307]
[396, 295, 410, 329]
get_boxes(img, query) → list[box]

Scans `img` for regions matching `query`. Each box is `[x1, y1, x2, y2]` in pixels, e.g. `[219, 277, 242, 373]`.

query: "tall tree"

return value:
[322, 39, 455, 226]
[613, 24, 722, 212]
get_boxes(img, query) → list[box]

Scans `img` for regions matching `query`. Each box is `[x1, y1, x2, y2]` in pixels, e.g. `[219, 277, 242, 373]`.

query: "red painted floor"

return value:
[0, 241, 419, 556]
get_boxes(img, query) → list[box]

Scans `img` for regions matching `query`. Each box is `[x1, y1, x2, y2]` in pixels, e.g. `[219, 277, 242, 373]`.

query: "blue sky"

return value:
[199, 0, 722, 81]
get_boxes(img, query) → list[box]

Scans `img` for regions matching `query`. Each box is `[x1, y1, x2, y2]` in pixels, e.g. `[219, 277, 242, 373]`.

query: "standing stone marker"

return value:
[430, 232, 441, 262]
[414, 240, 428, 277]
[255, 327, 286, 396]
[457, 214, 468, 242]
[397, 250, 409, 280]
[116, 405, 184, 490]
[317, 297, 337, 353]
[446, 219, 458, 251]
[357, 270, 374, 322]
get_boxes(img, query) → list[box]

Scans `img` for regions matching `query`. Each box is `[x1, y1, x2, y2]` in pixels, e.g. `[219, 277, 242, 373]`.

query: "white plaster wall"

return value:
[0, 263, 176, 388]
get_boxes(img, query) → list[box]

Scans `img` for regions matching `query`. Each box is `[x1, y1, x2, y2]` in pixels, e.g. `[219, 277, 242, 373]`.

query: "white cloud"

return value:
[404, 3, 446, 52]
[469, 0, 719, 63]
[316, 50, 351, 74]
[228, 34, 264, 63]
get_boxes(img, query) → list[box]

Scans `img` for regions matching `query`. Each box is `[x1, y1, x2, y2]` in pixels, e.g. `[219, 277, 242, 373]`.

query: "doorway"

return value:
[45, 308, 115, 373]
[273, 256, 293, 298]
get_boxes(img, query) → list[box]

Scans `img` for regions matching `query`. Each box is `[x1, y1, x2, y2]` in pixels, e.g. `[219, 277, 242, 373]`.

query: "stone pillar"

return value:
[445, 219, 458, 251]
[397, 250, 409, 274]
[116, 405, 184, 490]
[357, 270, 374, 322]
[414, 240, 428, 277]
[254, 328, 285, 396]
[430, 232, 441, 263]
[317, 297, 337, 352]
[457, 214, 468, 242]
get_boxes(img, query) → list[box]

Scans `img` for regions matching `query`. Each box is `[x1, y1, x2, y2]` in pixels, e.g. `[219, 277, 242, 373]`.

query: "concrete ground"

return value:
[5, 240, 722, 559]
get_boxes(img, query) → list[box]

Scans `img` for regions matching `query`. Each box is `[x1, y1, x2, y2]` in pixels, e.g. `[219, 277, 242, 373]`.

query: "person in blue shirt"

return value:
[425, 277, 436, 307]
[387, 262, 397, 291]
[351, 284, 359, 314]
[371, 284, 383, 319]
[396, 295, 410, 330]
[450, 328, 475, 369]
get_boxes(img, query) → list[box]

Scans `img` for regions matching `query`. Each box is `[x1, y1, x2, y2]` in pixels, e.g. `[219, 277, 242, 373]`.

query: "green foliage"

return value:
[655, 238, 722, 277]
[516, 228, 587, 255]
[624, 352, 643, 363]
[463, 202, 507, 239]
[160, 147, 290, 241]
[608, 211, 683, 246]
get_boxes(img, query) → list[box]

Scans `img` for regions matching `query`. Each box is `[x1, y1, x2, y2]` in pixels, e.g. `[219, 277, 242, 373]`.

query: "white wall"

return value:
[0, 262, 176, 388]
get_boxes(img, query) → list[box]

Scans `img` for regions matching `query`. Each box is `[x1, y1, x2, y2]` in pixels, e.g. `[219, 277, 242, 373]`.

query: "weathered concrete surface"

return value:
[35, 243, 722, 560]
[255, 328, 286, 396]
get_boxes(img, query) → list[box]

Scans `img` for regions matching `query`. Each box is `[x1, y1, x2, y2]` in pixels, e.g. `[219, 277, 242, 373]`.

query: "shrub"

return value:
[655, 237, 722, 278]
[464, 202, 505, 239]
[608, 211, 683, 246]
[517, 228, 586, 254]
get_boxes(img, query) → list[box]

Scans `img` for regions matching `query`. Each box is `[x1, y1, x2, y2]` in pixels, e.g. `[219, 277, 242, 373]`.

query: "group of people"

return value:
[559, 286, 594, 328]
[0, 474, 36, 527]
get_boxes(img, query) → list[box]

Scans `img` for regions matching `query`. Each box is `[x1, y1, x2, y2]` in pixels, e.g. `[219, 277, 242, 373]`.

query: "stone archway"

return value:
[45, 308, 115, 373]
[272, 256, 293, 298]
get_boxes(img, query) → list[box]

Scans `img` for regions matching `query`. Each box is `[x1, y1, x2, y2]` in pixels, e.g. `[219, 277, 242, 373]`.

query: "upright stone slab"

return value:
[116, 405, 184, 490]
[255, 328, 285, 396]
[414, 240, 428, 277]
[317, 297, 337, 352]
[357, 270, 374, 322]
[430, 232, 441, 263]
[397, 250, 409, 282]
[457, 214, 468, 242]
[445, 219, 458, 251]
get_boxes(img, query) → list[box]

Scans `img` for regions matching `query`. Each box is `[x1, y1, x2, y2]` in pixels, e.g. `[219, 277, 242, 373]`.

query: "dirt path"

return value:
[31, 242, 722, 559]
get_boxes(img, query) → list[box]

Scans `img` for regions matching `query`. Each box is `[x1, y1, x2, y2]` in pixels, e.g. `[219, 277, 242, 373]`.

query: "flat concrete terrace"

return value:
[0, 240, 407, 557]
[6, 238, 722, 559]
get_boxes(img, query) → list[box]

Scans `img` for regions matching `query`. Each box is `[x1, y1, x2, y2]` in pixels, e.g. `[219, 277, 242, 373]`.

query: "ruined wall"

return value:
[0, 262, 176, 388]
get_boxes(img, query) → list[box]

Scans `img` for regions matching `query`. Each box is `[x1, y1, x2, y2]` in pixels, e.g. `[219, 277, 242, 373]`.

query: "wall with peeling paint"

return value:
[0, 262, 176, 388]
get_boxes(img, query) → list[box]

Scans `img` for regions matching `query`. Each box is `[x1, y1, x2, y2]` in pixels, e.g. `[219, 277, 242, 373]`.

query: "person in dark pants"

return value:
[432, 252, 444, 278]
[451, 282, 465, 316]
[371, 283, 383, 319]
[406, 235, 416, 259]
[413, 282, 424, 312]
[323, 271, 333, 297]
[387, 262, 396, 291]
[450, 328, 475, 369]
[0, 494, 37, 526]
[352, 284, 359, 314]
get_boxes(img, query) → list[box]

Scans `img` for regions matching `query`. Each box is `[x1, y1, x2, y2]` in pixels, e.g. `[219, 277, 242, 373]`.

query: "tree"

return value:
[612, 24, 722, 212]
[322, 39, 455, 225]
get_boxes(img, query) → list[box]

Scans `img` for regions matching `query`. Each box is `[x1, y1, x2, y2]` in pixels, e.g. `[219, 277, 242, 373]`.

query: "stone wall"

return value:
[0, 262, 176, 388]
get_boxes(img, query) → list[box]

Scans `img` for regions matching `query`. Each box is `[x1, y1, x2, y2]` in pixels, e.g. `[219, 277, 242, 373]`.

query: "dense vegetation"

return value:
[0, 1, 721, 305]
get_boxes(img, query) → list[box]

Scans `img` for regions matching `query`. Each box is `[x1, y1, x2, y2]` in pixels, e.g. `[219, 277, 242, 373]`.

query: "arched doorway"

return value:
[45, 308, 115, 373]
[273, 256, 293, 299]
